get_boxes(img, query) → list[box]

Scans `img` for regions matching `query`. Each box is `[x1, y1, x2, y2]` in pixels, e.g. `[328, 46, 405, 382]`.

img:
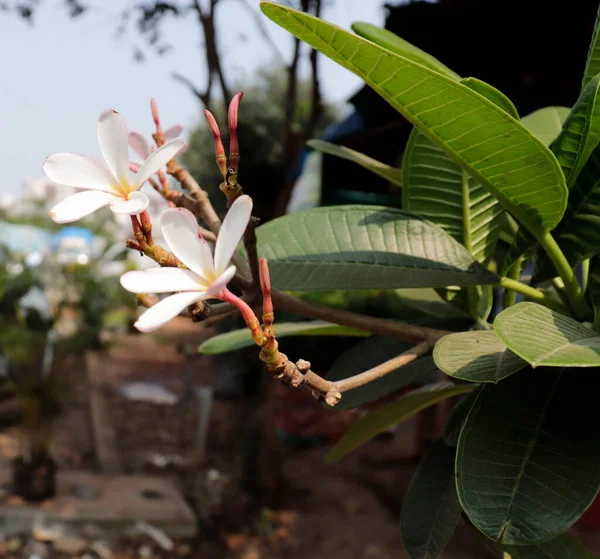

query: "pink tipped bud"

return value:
[204, 109, 222, 140]
[228, 92, 243, 174]
[150, 97, 161, 128]
[204, 109, 228, 179]
[259, 258, 274, 328]
[228, 92, 243, 135]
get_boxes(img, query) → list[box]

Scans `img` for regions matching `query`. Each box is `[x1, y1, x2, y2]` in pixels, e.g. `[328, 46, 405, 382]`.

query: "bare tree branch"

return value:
[234, 0, 286, 65]
[171, 71, 211, 107]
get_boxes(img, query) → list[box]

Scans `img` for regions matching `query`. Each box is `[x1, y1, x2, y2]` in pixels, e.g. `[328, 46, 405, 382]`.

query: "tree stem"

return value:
[335, 341, 430, 393]
[499, 277, 569, 314]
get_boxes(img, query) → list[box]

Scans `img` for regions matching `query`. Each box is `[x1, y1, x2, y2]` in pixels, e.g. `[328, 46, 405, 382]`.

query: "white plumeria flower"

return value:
[120, 194, 253, 333]
[44, 110, 184, 224]
[128, 126, 188, 170]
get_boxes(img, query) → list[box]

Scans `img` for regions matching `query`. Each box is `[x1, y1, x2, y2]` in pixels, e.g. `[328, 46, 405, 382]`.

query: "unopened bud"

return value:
[228, 92, 243, 175]
[204, 110, 228, 179]
[150, 97, 161, 128]
[259, 258, 274, 328]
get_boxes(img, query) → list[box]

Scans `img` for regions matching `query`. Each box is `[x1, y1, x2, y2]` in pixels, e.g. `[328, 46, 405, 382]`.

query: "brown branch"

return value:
[270, 290, 450, 344]
[335, 341, 431, 393]
[243, 217, 262, 300]
[192, 0, 231, 114]
[233, 0, 285, 65]
[171, 72, 211, 108]
[261, 342, 434, 407]
[166, 164, 222, 233]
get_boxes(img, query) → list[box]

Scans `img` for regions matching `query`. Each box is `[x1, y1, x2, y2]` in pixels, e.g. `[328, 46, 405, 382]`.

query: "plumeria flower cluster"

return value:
[44, 110, 184, 223]
[120, 194, 253, 332]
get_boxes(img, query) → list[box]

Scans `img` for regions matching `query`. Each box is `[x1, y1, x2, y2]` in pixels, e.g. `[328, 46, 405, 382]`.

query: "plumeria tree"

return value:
[42, 1, 600, 556]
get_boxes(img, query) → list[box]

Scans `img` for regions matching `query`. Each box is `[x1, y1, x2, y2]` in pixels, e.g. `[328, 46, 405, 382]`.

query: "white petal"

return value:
[49, 190, 116, 223]
[120, 268, 204, 293]
[163, 125, 183, 141]
[207, 265, 237, 297]
[134, 291, 206, 333]
[43, 153, 117, 192]
[97, 109, 130, 184]
[214, 194, 253, 273]
[160, 208, 216, 279]
[110, 191, 149, 215]
[128, 131, 151, 160]
[133, 138, 184, 189]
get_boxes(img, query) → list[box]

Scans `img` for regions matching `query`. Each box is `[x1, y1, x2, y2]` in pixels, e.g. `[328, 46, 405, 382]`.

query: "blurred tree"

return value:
[3, 0, 328, 216]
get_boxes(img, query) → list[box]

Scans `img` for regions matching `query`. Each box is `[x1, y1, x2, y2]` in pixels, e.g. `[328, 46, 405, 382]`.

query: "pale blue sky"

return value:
[0, 0, 387, 194]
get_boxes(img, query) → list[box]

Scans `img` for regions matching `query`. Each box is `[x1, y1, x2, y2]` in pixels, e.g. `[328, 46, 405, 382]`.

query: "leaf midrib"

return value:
[497, 372, 562, 542]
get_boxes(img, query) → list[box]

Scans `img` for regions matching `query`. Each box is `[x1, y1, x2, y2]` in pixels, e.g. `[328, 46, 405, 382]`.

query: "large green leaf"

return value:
[394, 288, 467, 318]
[256, 205, 499, 291]
[582, 2, 600, 91]
[198, 320, 370, 355]
[326, 381, 474, 462]
[260, 2, 567, 236]
[351, 22, 460, 80]
[550, 77, 600, 188]
[504, 103, 587, 279]
[327, 336, 438, 410]
[520, 107, 571, 148]
[400, 440, 461, 559]
[495, 302, 600, 367]
[433, 330, 527, 382]
[402, 130, 504, 264]
[307, 139, 402, 187]
[457, 368, 600, 545]
[493, 533, 599, 559]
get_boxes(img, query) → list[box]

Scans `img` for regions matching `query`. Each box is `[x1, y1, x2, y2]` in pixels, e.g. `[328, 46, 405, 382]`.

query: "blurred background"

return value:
[1, 0, 600, 557]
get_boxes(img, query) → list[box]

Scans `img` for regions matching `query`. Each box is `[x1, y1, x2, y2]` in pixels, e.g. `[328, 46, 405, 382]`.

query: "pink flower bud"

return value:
[228, 92, 243, 174]
[204, 110, 228, 179]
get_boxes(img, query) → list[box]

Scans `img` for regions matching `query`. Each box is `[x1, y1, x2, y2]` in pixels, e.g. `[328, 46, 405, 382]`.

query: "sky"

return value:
[0, 0, 388, 195]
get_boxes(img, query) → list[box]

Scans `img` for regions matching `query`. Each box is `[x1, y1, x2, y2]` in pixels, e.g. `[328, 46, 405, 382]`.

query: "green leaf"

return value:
[394, 288, 467, 318]
[492, 533, 599, 558]
[402, 78, 515, 319]
[256, 205, 499, 291]
[550, 79, 600, 188]
[433, 330, 527, 383]
[533, 146, 600, 282]
[582, 2, 600, 91]
[504, 100, 592, 281]
[443, 389, 481, 447]
[520, 106, 570, 148]
[351, 22, 460, 80]
[307, 139, 402, 187]
[460, 78, 519, 119]
[326, 381, 474, 463]
[400, 440, 461, 559]
[402, 128, 504, 264]
[260, 1, 567, 236]
[198, 320, 369, 355]
[327, 336, 439, 410]
[457, 368, 600, 545]
[494, 302, 600, 367]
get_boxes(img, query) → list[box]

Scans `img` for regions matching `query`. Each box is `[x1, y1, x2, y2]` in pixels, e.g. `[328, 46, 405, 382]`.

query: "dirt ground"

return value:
[1, 318, 599, 558]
